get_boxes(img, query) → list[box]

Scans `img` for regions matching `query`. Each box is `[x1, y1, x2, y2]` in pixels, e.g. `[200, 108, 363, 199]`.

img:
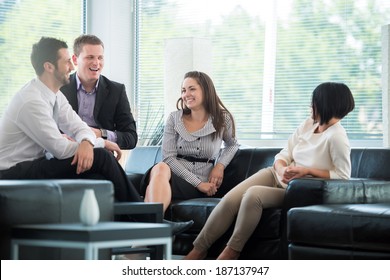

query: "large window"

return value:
[135, 0, 390, 146]
[0, 0, 84, 116]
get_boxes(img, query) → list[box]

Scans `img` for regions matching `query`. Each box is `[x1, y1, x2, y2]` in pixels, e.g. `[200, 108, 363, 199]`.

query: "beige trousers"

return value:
[193, 167, 286, 253]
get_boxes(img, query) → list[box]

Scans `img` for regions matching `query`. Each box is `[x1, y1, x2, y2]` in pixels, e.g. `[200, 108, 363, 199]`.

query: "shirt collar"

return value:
[177, 110, 216, 141]
[75, 73, 99, 94]
[35, 77, 57, 107]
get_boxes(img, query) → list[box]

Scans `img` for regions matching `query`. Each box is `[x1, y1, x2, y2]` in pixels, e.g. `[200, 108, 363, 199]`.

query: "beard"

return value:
[53, 69, 70, 87]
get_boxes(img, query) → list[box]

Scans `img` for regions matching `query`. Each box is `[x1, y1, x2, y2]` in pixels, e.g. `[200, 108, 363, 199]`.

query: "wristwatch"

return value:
[100, 129, 107, 139]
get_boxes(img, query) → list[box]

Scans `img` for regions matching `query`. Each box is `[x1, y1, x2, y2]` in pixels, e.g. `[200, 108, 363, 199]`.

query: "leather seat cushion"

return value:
[288, 203, 390, 252]
[167, 198, 221, 232]
[168, 198, 281, 238]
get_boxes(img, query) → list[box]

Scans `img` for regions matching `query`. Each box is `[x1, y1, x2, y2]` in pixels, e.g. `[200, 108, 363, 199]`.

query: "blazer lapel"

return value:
[94, 77, 109, 126]
[63, 74, 79, 112]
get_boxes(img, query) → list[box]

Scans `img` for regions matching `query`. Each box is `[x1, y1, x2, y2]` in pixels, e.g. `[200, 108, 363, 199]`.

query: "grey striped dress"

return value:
[162, 110, 239, 190]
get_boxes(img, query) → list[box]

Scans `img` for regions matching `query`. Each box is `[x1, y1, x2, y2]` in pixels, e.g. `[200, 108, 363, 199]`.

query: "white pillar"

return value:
[382, 24, 390, 148]
[85, 0, 133, 100]
[261, 1, 277, 138]
[164, 38, 212, 118]
[85, 0, 133, 159]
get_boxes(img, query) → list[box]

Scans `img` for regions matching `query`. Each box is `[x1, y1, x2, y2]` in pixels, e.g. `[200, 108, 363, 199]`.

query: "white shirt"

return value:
[163, 110, 239, 187]
[275, 117, 351, 181]
[0, 78, 104, 170]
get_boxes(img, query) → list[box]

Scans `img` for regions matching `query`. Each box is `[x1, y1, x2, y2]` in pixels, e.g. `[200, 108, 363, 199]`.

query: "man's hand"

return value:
[104, 140, 122, 161]
[71, 140, 94, 174]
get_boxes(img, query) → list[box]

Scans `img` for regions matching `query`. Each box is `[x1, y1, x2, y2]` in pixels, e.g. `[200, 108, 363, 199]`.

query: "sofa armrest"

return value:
[283, 178, 390, 212]
[282, 178, 325, 211]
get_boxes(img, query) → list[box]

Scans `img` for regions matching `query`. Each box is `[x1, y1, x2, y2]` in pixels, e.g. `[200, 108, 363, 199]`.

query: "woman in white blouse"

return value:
[185, 81, 355, 260]
[141, 71, 239, 234]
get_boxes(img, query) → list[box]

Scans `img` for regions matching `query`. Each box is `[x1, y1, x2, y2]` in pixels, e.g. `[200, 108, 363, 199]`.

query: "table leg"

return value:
[11, 241, 19, 260]
[165, 239, 172, 260]
[84, 243, 95, 260]
[92, 247, 99, 260]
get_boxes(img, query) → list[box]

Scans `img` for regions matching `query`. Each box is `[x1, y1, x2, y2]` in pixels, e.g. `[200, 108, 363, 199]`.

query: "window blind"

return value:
[135, 0, 389, 145]
[0, 0, 84, 117]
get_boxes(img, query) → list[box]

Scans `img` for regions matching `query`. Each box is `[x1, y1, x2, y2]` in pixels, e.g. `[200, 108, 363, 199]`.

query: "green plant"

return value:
[137, 104, 164, 146]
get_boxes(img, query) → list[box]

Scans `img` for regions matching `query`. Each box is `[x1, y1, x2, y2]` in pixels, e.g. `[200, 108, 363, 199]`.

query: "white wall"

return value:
[85, 0, 134, 106]
[164, 38, 212, 118]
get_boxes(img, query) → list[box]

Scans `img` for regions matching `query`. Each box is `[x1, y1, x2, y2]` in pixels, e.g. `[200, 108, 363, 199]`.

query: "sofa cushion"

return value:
[169, 197, 283, 258]
[167, 198, 220, 232]
[126, 173, 144, 195]
[288, 203, 390, 252]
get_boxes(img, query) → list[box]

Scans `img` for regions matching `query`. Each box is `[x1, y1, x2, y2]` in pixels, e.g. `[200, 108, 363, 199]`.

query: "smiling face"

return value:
[72, 44, 104, 87]
[181, 77, 205, 111]
[53, 48, 74, 87]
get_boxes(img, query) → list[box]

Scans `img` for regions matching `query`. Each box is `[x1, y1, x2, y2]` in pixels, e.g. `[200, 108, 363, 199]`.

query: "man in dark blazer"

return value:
[61, 34, 137, 150]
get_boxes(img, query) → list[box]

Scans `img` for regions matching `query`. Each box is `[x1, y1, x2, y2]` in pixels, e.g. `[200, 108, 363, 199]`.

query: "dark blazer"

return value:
[61, 73, 137, 149]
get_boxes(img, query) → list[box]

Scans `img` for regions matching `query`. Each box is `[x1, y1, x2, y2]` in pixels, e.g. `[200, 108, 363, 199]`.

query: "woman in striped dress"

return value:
[141, 71, 239, 233]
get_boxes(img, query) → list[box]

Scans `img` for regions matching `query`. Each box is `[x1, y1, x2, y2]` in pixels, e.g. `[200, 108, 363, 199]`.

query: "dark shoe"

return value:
[163, 219, 194, 236]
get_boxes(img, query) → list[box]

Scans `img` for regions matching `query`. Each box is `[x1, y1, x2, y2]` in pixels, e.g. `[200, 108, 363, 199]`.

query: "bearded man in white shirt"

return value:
[0, 37, 142, 203]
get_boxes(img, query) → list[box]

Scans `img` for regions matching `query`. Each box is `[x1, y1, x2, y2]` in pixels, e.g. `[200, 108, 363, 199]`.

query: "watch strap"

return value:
[100, 129, 108, 139]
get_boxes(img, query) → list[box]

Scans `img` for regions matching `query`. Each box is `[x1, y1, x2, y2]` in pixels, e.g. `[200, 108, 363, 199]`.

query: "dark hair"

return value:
[311, 82, 355, 125]
[73, 34, 104, 56]
[176, 71, 236, 139]
[30, 37, 68, 76]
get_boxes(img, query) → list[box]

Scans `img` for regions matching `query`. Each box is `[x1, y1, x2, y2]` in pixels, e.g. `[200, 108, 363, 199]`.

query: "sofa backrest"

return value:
[350, 148, 390, 180]
[125, 146, 162, 174]
[218, 147, 281, 196]
[125, 146, 390, 196]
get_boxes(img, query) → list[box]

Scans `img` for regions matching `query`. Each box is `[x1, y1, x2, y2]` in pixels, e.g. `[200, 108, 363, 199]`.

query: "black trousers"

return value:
[0, 148, 142, 203]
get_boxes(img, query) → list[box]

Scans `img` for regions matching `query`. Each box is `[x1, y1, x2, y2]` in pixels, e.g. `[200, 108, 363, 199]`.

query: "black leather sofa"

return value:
[0, 179, 114, 259]
[125, 146, 390, 259]
[0, 179, 165, 260]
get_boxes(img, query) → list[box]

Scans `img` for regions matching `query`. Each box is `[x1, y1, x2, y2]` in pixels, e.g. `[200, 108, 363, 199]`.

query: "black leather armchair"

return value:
[0, 179, 114, 259]
[287, 179, 390, 259]
[0, 179, 165, 260]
